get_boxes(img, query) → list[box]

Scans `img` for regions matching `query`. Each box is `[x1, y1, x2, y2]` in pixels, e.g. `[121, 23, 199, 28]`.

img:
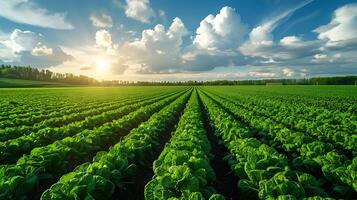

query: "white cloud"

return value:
[117, 17, 188, 73]
[282, 68, 294, 77]
[313, 3, 357, 59]
[193, 6, 247, 52]
[0, 30, 10, 41]
[240, 37, 322, 61]
[5, 29, 44, 53]
[249, 0, 313, 43]
[96, 29, 112, 47]
[313, 54, 327, 59]
[31, 45, 53, 56]
[249, 26, 273, 43]
[0, 44, 13, 61]
[231, 2, 357, 78]
[280, 36, 301, 46]
[0, 29, 73, 67]
[240, 1, 319, 61]
[125, 0, 155, 23]
[311, 52, 345, 64]
[248, 71, 277, 78]
[308, 3, 357, 69]
[240, 68, 288, 79]
[246, 67, 306, 79]
[178, 6, 251, 71]
[90, 13, 113, 28]
[314, 4, 357, 42]
[0, 0, 73, 29]
[1, 2, 354, 79]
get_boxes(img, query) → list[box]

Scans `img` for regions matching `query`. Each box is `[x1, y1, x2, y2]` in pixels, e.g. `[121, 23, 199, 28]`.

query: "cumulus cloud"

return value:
[179, 6, 251, 71]
[115, 5, 324, 74]
[314, 3, 357, 56]
[90, 13, 113, 28]
[5, 29, 43, 53]
[0, 0, 73, 29]
[31, 45, 53, 56]
[192, 6, 247, 52]
[96, 29, 112, 47]
[125, 0, 155, 23]
[305, 3, 357, 71]
[116, 17, 188, 73]
[314, 4, 357, 42]
[0, 29, 73, 67]
[280, 36, 301, 46]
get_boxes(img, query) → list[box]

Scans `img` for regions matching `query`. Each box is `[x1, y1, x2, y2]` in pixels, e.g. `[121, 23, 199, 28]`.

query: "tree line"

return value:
[0, 65, 98, 85]
[1, 65, 356, 86]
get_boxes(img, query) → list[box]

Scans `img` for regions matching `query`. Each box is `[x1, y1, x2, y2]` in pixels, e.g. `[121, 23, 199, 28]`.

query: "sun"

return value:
[96, 59, 109, 73]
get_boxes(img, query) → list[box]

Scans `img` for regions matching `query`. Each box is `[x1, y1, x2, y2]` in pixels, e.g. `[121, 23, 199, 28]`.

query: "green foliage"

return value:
[0, 85, 356, 199]
[0, 90, 188, 199]
[41, 90, 191, 199]
[144, 91, 220, 200]
[0, 78, 65, 88]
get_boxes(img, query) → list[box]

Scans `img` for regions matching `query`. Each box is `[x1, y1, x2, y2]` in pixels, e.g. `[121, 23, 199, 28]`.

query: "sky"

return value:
[0, 0, 357, 81]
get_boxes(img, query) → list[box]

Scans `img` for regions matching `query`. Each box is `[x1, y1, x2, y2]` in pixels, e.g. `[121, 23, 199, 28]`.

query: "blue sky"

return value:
[0, 0, 357, 81]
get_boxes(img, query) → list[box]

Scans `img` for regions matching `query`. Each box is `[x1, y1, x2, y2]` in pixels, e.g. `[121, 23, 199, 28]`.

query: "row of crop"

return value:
[205, 86, 357, 125]
[0, 97, 102, 127]
[40, 89, 191, 199]
[0, 87, 184, 123]
[204, 87, 356, 134]
[145, 91, 224, 200]
[0, 90, 176, 142]
[202, 90, 357, 197]
[278, 95, 355, 114]
[0, 102, 69, 123]
[206, 86, 356, 114]
[258, 91, 356, 114]
[0, 90, 188, 199]
[0, 88, 118, 117]
[0, 94, 73, 118]
[198, 90, 331, 199]
[336, 157, 357, 192]
[0, 95, 128, 129]
[204, 88, 357, 154]
[259, 91, 354, 114]
[0, 91, 183, 164]
[0, 96, 136, 141]
[0, 88, 180, 128]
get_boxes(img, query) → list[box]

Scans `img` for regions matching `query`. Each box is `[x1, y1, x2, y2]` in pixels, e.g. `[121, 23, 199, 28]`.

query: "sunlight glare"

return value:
[96, 59, 109, 73]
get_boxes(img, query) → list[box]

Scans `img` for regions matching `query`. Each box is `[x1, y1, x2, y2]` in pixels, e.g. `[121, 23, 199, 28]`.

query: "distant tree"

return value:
[0, 65, 99, 85]
[0, 64, 356, 86]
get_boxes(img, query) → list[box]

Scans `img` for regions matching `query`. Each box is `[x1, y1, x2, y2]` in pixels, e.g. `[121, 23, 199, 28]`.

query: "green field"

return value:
[0, 86, 356, 200]
[0, 78, 67, 88]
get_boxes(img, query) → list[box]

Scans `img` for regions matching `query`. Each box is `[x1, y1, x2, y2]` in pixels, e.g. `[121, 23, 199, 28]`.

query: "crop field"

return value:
[0, 78, 67, 88]
[0, 86, 356, 200]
